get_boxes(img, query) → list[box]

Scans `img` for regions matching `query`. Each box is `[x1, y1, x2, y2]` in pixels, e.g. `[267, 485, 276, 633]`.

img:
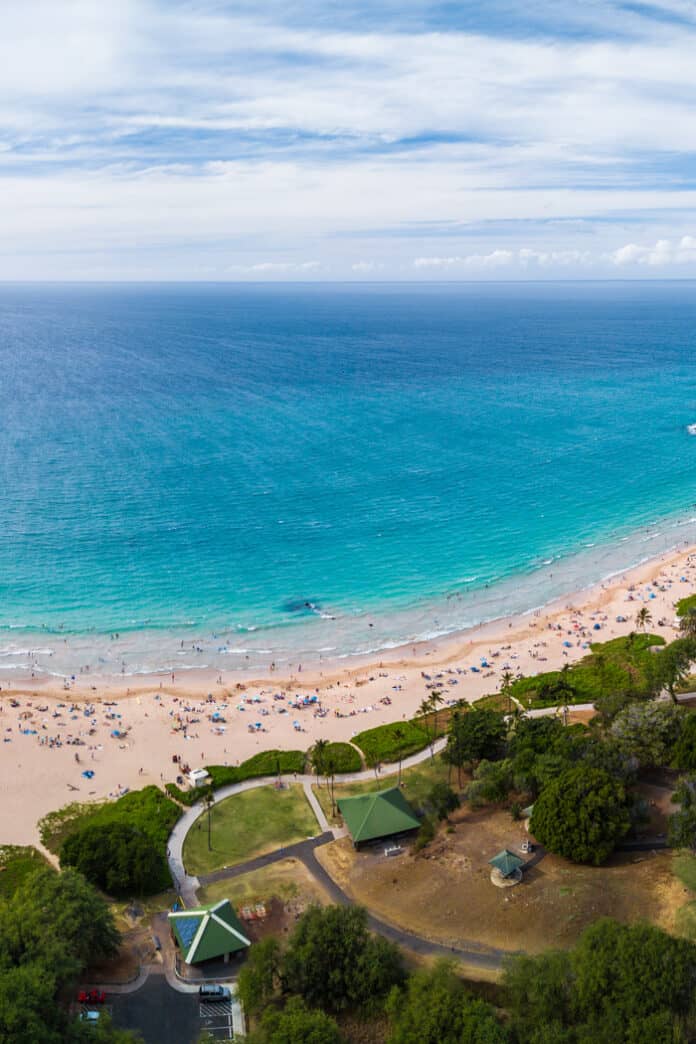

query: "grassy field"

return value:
[0, 846, 53, 899]
[197, 857, 329, 908]
[313, 755, 450, 823]
[672, 852, 696, 941]
[183, 784, 319, 875]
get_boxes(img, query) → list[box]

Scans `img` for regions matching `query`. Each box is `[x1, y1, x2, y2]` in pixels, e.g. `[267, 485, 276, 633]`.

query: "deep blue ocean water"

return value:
[3, 281, 696, 675]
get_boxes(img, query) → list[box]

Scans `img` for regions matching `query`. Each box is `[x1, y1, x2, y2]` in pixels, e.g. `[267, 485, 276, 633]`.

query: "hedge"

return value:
[322, 742, 362, 773]
[205, 749, 307, 789]
[39, 786, 181, 856]
[352, 720, 431, 767]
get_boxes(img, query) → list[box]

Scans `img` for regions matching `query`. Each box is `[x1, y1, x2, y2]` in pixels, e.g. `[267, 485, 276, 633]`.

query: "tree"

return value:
[443, 709, 506, 777]
[672, 714, 696, 772]
[500, 670, 514, 714]
[311, 739, 329, 786]
[282, 904, 404, 1013]
[529, 767, 630, 865]
[679, 607, 696, 640]
[6, 867, 120, 973]
[61, 821, 169, 897]
[636, 606, 652, 632]
[609, 701, 684, 768]
[658, 638, 696, 703]
[237, 938, 282, 1016]
[669, 775, 696, 849]
[204, 789, 215, 853]
[0, 867, 124, 1044]
[466, 759, 514, 806]
[386, 960, 508, 1044]
[504, 919, 696, 1043]
[393, 726, 406, 786]
[247, 997, 344, 1044]
[427, 782, 460, 821]
[418, 697, 436, 759]
[429, 690, 445, 748]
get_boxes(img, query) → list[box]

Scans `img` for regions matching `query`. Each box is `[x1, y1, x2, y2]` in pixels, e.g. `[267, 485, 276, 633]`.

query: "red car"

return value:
[77, 989, 106, 1005]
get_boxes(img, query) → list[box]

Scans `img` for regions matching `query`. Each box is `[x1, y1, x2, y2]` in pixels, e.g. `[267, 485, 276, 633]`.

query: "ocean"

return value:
[2, 280, 696, 677]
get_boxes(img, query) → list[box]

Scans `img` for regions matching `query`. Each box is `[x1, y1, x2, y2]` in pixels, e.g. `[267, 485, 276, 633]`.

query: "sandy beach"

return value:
[2, 544, 696, 849]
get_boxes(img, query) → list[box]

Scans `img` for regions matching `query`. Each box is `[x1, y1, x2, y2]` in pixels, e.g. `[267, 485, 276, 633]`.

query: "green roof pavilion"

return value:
[489, 849, 525, 879]
[169, 898, 250, 964]
[337, 786, 420, 845]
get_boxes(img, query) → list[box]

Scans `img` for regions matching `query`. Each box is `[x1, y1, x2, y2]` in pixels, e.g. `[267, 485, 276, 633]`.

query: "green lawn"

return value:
[182, 784, 319, 875]
[0, 846, 53, 899]
[673, 852, 696, 893]
[313, 755, 450, 824]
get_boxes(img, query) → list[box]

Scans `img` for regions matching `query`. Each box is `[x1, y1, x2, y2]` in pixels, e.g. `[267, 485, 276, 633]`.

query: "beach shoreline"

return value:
[2, 540, 696, 848]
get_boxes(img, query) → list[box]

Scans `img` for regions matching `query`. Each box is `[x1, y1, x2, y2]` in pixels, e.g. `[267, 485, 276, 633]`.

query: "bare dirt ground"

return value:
[320, 806, 679, 955]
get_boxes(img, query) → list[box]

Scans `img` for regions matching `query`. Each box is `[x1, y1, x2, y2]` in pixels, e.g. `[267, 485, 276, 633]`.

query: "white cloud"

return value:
[351, 260, 383, 272]
[229, 260, 321, 273]
[609, 235, 696, 266]
[413, 248, 590, 271]
[3, 2, 696, 275]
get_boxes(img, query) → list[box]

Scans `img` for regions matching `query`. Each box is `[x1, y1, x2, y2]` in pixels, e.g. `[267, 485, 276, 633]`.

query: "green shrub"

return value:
[677, 594, 696, 618]
[353, 720, 430, 767]
[206, 749, 306, 789]
[39, 785, 180, 856]
[164, 782, 200, 806]
[0, 846, 53, 899]
[61, 820, 170, 896]
[414, 816, 436, 851]
[510, 633, 666, 709]
[323, 742, 362, 773]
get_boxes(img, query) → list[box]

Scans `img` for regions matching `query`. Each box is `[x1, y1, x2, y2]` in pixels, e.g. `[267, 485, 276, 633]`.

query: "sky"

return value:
[3, 0, 696, 279]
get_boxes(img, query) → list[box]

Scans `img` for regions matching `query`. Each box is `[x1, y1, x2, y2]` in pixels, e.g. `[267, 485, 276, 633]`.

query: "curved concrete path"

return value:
[166, 735, 513, 969]
[167, 737, 448, 905]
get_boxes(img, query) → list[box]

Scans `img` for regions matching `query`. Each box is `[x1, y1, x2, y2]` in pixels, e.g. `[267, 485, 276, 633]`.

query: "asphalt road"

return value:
[109, 973, 201, 1044]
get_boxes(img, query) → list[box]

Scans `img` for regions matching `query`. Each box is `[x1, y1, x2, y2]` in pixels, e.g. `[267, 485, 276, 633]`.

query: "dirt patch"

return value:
[314, 836, 358, 895]
[341, 806, 676, 954]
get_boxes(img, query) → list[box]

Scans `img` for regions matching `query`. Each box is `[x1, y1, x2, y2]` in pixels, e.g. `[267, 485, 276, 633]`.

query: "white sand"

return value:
[2, 545, 695, 847]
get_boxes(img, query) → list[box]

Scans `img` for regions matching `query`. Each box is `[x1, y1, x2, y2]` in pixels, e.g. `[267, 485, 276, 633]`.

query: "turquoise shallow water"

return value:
[2, 281, 696, 675]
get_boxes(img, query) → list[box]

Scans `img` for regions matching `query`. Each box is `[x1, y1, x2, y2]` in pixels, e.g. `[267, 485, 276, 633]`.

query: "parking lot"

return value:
[199, 999, 234, 1040]
[109, 975, 202, 1044]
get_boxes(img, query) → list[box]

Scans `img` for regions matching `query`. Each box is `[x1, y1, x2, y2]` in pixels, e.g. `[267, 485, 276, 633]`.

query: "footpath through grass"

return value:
[183, 784, 319, 876]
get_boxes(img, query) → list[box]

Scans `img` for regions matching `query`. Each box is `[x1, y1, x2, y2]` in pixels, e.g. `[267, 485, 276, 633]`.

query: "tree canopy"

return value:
[386, 960, 508, 1044]
[609, 701, 684, 768]
[504, 918, 696, 1043]
[529, 767, 630, 864]
[61, 821, 169, 897]
[0, 867, 135, 1044]
[247, 997, 344, 1044]
[281, 904, 404, 1014]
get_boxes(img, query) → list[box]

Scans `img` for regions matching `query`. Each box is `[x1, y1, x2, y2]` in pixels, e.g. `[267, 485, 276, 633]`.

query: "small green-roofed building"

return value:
[489, 849, 525, 879]
[337, 786, 420, 846]
[169, 898, 250, 965]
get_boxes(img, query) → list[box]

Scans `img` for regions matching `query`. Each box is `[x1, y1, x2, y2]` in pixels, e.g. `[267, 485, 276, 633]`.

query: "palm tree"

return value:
[311, 739, 328, 787]
[204, 789, 215, 852]
[500, 670, 514, 714]
[636, 606, 652, 632]
[680, 607, 696, 640]
[393, 726, 405, 786]
[418, 696, 436, 759]
[430, 690, 445, 744]
[326, 755, 337, 817]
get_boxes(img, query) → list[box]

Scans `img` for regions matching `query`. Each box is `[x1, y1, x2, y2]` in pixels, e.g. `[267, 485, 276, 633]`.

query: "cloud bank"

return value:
[1, 0, 696, 278]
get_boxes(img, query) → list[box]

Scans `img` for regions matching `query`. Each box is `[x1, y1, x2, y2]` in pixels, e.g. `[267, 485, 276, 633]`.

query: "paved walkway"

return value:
[167, 737, 448, 905]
